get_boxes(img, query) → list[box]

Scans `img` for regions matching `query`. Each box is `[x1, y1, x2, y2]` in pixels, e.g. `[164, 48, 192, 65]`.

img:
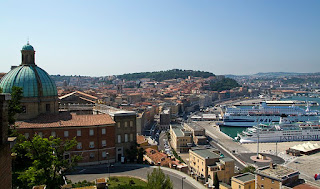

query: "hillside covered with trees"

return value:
[117, 69, 215, 81]
[204, 78, 241, 92]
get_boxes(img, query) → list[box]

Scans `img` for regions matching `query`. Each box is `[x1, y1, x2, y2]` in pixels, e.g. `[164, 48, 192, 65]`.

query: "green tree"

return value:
[12, 135, 81, 189]
[0, 87, 3, 93]
[126, 142, 139, 162]
[8, 86, 23, 125]
[147, 167, 173, 189]
[118, 69, 215, 82]
[205, 78, 240, 92]
[213, 172, 219, 189]
[240, 165, 256, 174]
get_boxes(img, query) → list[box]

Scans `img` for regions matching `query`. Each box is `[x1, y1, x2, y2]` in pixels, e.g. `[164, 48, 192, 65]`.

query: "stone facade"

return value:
[18, 96, 59, 120]
[189, 148, 234, 185]
[109, 111, 137, 162]
[170, 124, 192, 153]
[0, 94, 12, 188]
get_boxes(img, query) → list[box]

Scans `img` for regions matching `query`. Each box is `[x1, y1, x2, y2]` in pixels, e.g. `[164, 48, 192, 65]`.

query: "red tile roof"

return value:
[145, 148, 180, 167]
[137, 135, 147, 144]
[16, 113, 115, 129]
[293, 183, 319, 189]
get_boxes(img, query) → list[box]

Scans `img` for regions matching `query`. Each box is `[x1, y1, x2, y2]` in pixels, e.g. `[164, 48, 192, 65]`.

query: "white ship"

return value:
[236, 118, 320, 143]
[223, 102, 319, 127]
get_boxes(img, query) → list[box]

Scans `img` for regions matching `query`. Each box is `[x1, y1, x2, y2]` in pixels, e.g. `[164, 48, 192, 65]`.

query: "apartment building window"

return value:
[239, 185, 241, 189]
[130, 121, 133, 127]
[89, 129, 94, 136]
[261, 185, 264, 189]
[102, 151, 106, 158]
[89, 141, 95, 148]
[125, 122, 128, 127]
[102, 128, 106, 135]
[22, 106, 27, 113]
[51, 131, 56, 137]
[24, 133, 29, 139]
[117, 122, 120, 128]
[125, 134, 128, 142]
[77, 142, 82, 149]
[90, 153, 95, 158]
[130, 133, 133, 142]
[102, 140, 106, 147]
[118, 135, 121, 143]
[64, 131, 69, 137]
[38, 132, 43, 138]
[261, 176, 264, 180]
[77, 130, 81, 137]
[46, 104, 50, 112]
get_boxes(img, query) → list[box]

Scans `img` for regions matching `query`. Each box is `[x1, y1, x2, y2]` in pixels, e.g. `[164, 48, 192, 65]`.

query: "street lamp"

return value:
[181, 177, 186, 189]
[106, 152, 110, 179]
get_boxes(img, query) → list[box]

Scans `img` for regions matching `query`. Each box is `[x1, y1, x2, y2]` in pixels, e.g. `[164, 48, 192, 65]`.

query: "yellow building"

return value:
[231, 173, 255, 189]
[220, 183, 231, 189]
[189, 148, 234, 185]
[207, 157, 235, 185]
[170, 124, 192, 153]
[255, 163, 300, 189]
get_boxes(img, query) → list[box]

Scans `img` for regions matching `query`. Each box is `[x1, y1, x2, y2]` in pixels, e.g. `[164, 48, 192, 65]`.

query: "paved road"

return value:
[239, 153, 285, 167]
[159, 131, 168, 152]
[67, 164, 204, 189]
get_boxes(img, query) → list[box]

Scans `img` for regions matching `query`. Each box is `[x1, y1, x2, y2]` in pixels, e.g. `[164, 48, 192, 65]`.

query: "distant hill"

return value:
[254, 72, 306, 77]
[226, 72, 320, 78]
[117, 69, 215, 81]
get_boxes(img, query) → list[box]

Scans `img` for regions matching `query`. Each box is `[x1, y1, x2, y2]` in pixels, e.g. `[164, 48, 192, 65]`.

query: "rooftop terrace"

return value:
[191, 148, 220, 159]
[232, 173, 255, 183]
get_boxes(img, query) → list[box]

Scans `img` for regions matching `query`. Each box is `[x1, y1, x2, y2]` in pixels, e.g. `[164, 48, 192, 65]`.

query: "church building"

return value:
[0, 42, 58, 120]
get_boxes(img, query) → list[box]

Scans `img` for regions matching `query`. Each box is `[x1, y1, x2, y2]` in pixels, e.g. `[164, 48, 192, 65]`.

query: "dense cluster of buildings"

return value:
[0, 43, 137, 166]
[1, 43, 318, 189]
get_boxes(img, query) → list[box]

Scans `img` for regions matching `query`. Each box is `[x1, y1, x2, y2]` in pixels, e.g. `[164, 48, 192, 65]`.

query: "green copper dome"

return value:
[0, 65, 57, 97]
[22, 42, 34, 51]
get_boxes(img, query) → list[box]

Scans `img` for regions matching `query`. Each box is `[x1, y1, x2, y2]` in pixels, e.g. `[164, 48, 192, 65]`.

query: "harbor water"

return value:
[220, 96, 320, 139]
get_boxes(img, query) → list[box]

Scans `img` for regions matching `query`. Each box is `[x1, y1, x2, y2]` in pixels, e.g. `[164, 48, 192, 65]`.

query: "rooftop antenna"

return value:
[27, 36, 30, 44]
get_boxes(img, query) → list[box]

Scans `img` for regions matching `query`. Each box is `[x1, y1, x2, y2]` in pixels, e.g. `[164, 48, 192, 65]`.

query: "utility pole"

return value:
[257, 127, 260, 159]
[182, 177, 186, 189]
[107, 152, 110, 179]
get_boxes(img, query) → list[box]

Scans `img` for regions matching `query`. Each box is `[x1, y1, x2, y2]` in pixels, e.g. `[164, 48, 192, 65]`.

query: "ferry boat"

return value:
[236, 118, 320, 143]
[223, 102, 319, 127]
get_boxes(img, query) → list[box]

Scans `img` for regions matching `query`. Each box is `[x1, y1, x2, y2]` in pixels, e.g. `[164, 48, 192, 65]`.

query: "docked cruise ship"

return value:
[223, 102, 319, 127]
[236, 118, 320, 143]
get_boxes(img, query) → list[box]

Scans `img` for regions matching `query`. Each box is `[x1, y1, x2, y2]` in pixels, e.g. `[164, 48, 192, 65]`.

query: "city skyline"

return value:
[1, 1, 319, 77]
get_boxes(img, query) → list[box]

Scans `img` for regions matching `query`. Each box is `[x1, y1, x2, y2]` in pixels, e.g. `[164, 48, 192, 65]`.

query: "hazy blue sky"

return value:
[1, 1, 319, 76]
